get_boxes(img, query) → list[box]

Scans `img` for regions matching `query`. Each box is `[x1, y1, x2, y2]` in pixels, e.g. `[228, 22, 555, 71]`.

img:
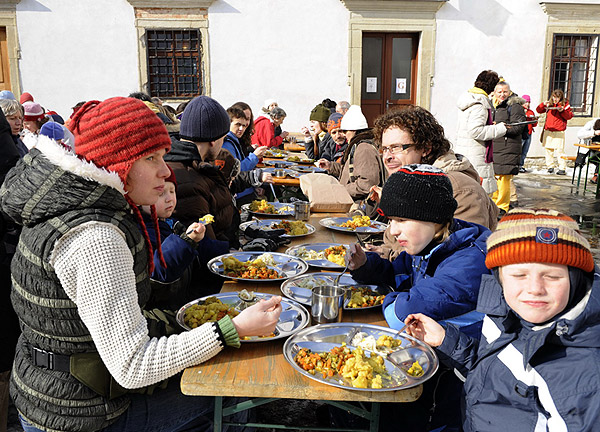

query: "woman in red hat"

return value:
[2, 97, 282, 432]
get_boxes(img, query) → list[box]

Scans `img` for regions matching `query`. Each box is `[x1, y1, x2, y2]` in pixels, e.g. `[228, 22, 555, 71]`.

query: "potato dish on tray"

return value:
[242, 200, 295, 217]
[280, 272, 391, 309]
[207, 252, 308, 282]
[285, 243, 349, 268]
[283, 323, 438, 391]
[319, 216, 388, 234]
[239, 219, 316, 238]
[177, 293, 310, 342]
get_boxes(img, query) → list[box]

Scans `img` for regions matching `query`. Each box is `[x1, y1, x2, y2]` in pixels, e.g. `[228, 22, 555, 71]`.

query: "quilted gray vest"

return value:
[10, 183, 150, 431]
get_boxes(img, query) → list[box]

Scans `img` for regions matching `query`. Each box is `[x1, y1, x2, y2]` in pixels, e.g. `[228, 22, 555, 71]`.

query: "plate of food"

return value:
[280, 272, 391, 309]
[263, 149, 289, 158]
[242, 200, 295, 217]
[207, 252, 308, 282]
[285, 243, 348, 268]
[177, 292, 310, 342]
[290, 165, 327, 174]
[319, 216, 388, 233]
[286, 155, 315, 164]
[283, 323, 438, 391]
[240, 219, 316, 238]
[264, 160, 297, 168]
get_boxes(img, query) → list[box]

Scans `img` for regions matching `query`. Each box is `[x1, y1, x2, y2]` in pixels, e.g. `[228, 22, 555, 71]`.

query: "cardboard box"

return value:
[299, 173, 354, 213]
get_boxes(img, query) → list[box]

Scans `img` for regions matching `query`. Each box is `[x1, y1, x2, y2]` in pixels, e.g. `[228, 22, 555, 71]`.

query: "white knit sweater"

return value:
[50, 220, 224, 389]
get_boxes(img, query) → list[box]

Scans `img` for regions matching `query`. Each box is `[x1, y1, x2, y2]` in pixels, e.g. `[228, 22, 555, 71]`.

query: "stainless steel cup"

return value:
[311, 286, 345, 324]
[294, 201, 310, 221]
[274, 169, 287, 178]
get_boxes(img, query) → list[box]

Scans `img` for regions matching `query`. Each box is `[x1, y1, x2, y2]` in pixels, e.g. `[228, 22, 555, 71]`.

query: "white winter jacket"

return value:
[454, 91, 506, 194]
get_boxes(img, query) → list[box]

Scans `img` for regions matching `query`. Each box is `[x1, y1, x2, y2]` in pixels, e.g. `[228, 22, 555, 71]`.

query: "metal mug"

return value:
[274, 169, 287, 178]
[294, 201, 310, 221]
[311, 286, 346, 324]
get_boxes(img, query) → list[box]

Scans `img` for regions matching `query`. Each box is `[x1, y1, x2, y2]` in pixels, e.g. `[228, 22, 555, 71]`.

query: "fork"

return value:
[269, 184, 280, 203]
[334, 249, 354, 286]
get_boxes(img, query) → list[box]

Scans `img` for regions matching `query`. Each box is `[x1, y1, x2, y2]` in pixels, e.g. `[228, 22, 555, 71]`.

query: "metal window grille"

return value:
[550, 34, 598, 116]
[146, 29, 202, 98]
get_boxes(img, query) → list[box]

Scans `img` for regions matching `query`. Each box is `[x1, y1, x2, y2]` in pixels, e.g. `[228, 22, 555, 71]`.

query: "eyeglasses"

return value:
[381, 143, 414, 155]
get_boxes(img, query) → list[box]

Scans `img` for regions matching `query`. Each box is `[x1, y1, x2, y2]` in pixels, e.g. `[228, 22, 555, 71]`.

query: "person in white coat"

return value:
[454, 70, 507, 194]
[576, 118, 600, 184]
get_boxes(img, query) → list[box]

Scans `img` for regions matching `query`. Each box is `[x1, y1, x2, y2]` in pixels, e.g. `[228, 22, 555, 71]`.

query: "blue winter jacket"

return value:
[141, 213, 228, 283]
[223, 131, 259, 200]
[437, 270, 600, 432]
[223, 131, 259, 172]
[351, 219, 490, 334]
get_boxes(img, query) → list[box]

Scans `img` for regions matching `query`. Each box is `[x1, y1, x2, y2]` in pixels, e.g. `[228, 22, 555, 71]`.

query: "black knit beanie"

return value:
[378, 164, 457, 224]
[180, 95, 230, 142]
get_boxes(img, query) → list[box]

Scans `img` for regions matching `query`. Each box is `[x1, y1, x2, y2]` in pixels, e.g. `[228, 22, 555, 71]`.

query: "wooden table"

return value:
[572, 143, 600, 197]
[180, 214, 421, 431]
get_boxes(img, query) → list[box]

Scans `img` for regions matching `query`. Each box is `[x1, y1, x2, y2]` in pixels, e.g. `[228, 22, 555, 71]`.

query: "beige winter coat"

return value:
[454, 91, 506, 194]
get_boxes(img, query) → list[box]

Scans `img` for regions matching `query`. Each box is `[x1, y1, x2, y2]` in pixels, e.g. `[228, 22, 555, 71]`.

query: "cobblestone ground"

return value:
[6, 159, 600, 432]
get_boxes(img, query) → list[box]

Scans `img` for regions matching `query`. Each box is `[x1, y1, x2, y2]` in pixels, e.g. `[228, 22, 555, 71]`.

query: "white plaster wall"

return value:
[208, 0, 351, 131]
[433, 0, 552, 156]
[16, 0, 139, 120]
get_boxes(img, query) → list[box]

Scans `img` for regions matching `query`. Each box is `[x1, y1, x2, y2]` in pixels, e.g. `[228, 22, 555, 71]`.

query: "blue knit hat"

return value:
[0, 90, 16, 101]
[179, 95, 230, 142]
[40, 122, 65, 141]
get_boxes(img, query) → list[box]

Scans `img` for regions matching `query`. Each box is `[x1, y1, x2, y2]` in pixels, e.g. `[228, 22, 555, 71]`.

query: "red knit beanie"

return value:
[69, 97, 172, 274]
[70, 97, 171, 184]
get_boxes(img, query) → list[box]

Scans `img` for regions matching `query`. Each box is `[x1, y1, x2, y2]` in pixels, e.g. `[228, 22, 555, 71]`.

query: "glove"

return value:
[244, 225, 286, 240]
[241, 238, 279, 252]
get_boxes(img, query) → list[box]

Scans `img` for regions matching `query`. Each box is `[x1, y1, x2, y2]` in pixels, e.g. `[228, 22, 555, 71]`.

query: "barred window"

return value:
[550, 34, 598, 116]
[146, 29, 202, 98]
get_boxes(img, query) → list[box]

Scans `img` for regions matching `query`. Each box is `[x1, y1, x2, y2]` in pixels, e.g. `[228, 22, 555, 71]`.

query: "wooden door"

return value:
[361, 33, 418, 127]
[0, 28, 10, 91]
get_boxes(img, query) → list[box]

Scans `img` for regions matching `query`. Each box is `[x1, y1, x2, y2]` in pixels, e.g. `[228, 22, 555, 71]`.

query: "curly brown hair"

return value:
[372, 105, 450, 164]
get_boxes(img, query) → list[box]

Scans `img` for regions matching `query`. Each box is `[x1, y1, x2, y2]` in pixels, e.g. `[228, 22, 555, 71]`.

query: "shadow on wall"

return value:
[440, 0, 511, 36]
[209, 1, 241, 14]
[15, 0, 51, 12]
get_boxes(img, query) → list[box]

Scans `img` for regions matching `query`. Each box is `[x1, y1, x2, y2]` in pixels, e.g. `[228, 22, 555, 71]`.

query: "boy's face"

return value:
[388, 217, 439, 255]
[155, 181, 177, 218]
[500, 262, 570, 324]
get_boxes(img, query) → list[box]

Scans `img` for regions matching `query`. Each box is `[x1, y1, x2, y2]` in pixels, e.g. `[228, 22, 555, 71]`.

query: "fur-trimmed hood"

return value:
[1, 134, 130, 227]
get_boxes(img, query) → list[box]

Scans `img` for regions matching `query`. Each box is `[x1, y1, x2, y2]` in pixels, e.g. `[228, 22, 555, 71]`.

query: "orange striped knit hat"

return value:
[486, 208, 594, 272]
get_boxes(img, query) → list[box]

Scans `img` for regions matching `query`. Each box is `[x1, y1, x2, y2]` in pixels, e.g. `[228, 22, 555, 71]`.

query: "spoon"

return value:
[334, 249, 354, 286]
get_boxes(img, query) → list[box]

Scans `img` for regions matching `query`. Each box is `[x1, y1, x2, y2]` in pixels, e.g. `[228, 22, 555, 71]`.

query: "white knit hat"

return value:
[340, 105, 368, 131]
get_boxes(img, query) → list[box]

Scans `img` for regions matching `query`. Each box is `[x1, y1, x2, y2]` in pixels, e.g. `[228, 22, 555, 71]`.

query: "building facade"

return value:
[1, 0, 599, 156]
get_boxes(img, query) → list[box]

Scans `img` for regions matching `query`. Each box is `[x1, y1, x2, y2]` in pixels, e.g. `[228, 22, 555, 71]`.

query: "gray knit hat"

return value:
[180, 95, 230, 142]
[378, 164, 457, 224]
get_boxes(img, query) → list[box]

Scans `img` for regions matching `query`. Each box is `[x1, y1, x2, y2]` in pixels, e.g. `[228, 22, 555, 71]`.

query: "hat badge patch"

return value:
[536, 227, 559, 244]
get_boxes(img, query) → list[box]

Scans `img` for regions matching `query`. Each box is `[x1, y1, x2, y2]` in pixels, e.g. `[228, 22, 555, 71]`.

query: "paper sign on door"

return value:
[366, 77, 377, 93]
[396, 78, 407, 94]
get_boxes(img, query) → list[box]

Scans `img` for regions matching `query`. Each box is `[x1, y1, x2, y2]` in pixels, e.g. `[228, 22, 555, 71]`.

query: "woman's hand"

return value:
[404, 314, 445, 347]
[368, 185, 382, 204]
[347, 243, 367, 270]
[232, 296, 282, 337]
[261, 172, 274, 183]
[253, 146, 268, 158]
[185, 222, 206, 243]
[557, 105, 564, 112]
[281, 131, 290, 139]
[316, 159, 330, 170]
[301, 126, 311, 138]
